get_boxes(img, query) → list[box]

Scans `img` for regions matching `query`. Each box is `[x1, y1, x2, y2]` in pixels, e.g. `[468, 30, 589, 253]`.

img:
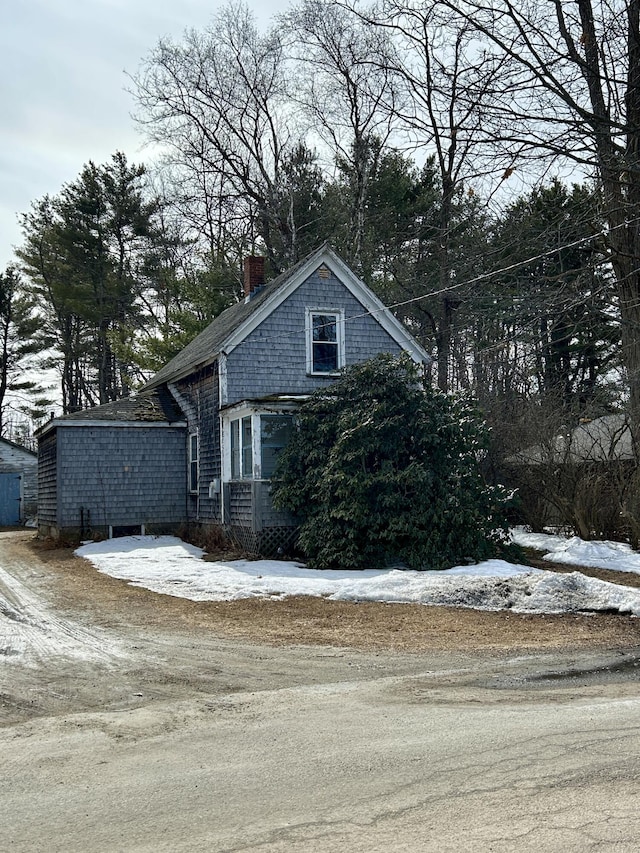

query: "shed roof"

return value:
[36, 386, 185, 437]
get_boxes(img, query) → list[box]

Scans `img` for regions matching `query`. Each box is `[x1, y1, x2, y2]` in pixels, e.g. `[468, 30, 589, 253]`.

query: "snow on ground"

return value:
[511, 528, 640, 575]
[75, 534, 640, 616]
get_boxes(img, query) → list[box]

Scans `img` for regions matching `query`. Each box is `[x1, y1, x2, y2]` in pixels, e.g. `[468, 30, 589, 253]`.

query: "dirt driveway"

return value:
[2, 529, 640, 723]
[2, 530, 640, 852]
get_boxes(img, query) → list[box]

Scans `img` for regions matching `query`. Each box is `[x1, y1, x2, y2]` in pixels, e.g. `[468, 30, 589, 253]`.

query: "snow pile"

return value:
[76, 535, 640, 615]
[512, 528, 640, 575]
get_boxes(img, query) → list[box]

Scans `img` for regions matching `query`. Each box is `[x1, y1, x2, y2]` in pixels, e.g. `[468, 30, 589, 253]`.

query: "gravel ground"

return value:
[1, 529, 639, 730]
[4, 531, 640, 852]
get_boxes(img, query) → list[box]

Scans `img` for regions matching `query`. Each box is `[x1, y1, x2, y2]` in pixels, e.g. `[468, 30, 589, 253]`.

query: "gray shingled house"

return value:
[36, 245, 430, 552]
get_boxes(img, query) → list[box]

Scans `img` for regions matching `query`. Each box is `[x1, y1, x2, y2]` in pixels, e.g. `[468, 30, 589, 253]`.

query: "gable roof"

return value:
[508, 413, 633, 465]
[143, 244, 430, 391]
[0, 437, 37, 459]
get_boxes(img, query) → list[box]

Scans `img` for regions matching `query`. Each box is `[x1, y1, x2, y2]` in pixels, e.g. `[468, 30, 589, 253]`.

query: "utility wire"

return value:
[229, 214, 640, 355]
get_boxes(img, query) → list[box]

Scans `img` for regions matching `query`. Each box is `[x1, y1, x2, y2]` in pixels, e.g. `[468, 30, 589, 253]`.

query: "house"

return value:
[508, 414, 633, 465]
[36, 245, 430, 552]
[504, 413, 637, 540]
[0, 437, 38, 525]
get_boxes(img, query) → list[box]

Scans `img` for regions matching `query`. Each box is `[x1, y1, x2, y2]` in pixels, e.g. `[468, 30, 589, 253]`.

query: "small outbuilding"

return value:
[36, 388, 187, 540]
[0, 437, 38, 525]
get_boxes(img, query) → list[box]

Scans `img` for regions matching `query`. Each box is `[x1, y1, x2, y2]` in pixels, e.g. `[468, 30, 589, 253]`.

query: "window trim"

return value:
[189, 432, 199, 493]
[305, 307, 345, 375]
[222, 404, 296, 483]
[240, 415, 254, 480]
[222, 406, 258, 482]
[230, 418, 241, 479]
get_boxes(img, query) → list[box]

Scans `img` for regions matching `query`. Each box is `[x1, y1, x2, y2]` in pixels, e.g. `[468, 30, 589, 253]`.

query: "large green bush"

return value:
[272, 353, 514, 569]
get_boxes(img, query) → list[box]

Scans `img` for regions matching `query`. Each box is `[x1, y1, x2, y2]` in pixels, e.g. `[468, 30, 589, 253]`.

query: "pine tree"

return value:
[0, 267, 53, 435]
[18, 153, 161, 410]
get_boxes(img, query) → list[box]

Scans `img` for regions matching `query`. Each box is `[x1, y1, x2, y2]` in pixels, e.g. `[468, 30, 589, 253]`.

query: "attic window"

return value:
[317, 265, 331, 279]
[305, 308, 345, 375]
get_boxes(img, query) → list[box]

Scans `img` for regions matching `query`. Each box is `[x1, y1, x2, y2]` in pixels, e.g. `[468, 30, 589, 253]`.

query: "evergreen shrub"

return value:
[272, 353, 514, 569]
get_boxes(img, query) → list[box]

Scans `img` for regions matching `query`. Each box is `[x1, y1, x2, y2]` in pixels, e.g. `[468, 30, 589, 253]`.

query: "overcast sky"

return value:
[0, 0, 292, 272]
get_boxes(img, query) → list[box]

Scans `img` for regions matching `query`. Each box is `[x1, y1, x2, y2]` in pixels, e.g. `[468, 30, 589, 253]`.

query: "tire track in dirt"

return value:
[0, 562, 127, 667]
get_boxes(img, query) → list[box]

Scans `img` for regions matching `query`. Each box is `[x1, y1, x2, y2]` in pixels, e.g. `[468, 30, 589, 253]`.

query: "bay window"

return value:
[225, 409, 294, 481]
[230, 415, 253, 479]
[260, 414, 294, 478]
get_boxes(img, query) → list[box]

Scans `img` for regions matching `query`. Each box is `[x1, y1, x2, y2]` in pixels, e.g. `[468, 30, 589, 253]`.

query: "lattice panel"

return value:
[256, 526, 299, 558]
[226, 525, 259, 555]
[226, 524, 298, 558]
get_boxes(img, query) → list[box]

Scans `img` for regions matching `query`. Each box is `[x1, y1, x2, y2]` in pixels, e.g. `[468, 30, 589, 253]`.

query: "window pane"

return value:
[261, 415, 293, 478]
[313, 341, 338, 372]
[241, 416, 253, 479]
[189, 434, 198, 492]
[231, 420, 240, 479]
[311, 312, 339, 372]
[313, 314, 336, 342]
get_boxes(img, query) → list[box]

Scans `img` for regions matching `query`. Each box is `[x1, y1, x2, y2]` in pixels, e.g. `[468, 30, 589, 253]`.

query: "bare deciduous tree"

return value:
[283, 0, 399, 266]
[133, 1, 299, 272]
[335, 0, 511, 389]
[432, 0, 640, 428]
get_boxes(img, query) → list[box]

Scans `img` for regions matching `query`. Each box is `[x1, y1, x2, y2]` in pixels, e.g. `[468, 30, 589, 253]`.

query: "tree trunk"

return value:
[436, 176, 455, 392]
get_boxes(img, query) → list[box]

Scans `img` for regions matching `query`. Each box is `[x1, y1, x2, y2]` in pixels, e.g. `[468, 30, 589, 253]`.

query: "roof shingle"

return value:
[142, 248, 321, 390]
[52, 386, 184, 424]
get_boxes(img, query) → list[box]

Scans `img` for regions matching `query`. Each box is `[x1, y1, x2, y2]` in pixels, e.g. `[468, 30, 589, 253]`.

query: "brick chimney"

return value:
[243, 255, 265, 299]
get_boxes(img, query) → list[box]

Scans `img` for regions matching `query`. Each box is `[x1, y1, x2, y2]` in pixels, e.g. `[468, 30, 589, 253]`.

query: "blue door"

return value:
[0, 473, 21, 525]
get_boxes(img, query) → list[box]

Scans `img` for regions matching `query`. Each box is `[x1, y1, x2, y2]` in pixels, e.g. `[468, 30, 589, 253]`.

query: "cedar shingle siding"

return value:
[37, 432, 57, 525]
[38, 422, 187, 539]
[175, 364, 222, 524]
[225, 268, 404, 403]
[53, 425, 187, 537]
[36, 246, 429, 549]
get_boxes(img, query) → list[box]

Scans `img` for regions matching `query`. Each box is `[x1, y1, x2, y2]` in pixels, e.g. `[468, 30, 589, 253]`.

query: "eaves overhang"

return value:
[220, 247, 432, 365]
[36, 419, 187, 439]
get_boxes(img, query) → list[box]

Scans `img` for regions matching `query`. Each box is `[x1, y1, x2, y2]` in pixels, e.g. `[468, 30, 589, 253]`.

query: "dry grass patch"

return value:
[17, 532, 640, 654]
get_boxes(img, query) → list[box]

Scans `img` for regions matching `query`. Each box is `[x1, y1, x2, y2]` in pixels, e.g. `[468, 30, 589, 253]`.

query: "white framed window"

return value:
[230, 415, 254, 479]
[230, 419, 241, 479]
[223, 407, 294, 482]
[189, 433, 199, 493]
[305, 308, 345, 375]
